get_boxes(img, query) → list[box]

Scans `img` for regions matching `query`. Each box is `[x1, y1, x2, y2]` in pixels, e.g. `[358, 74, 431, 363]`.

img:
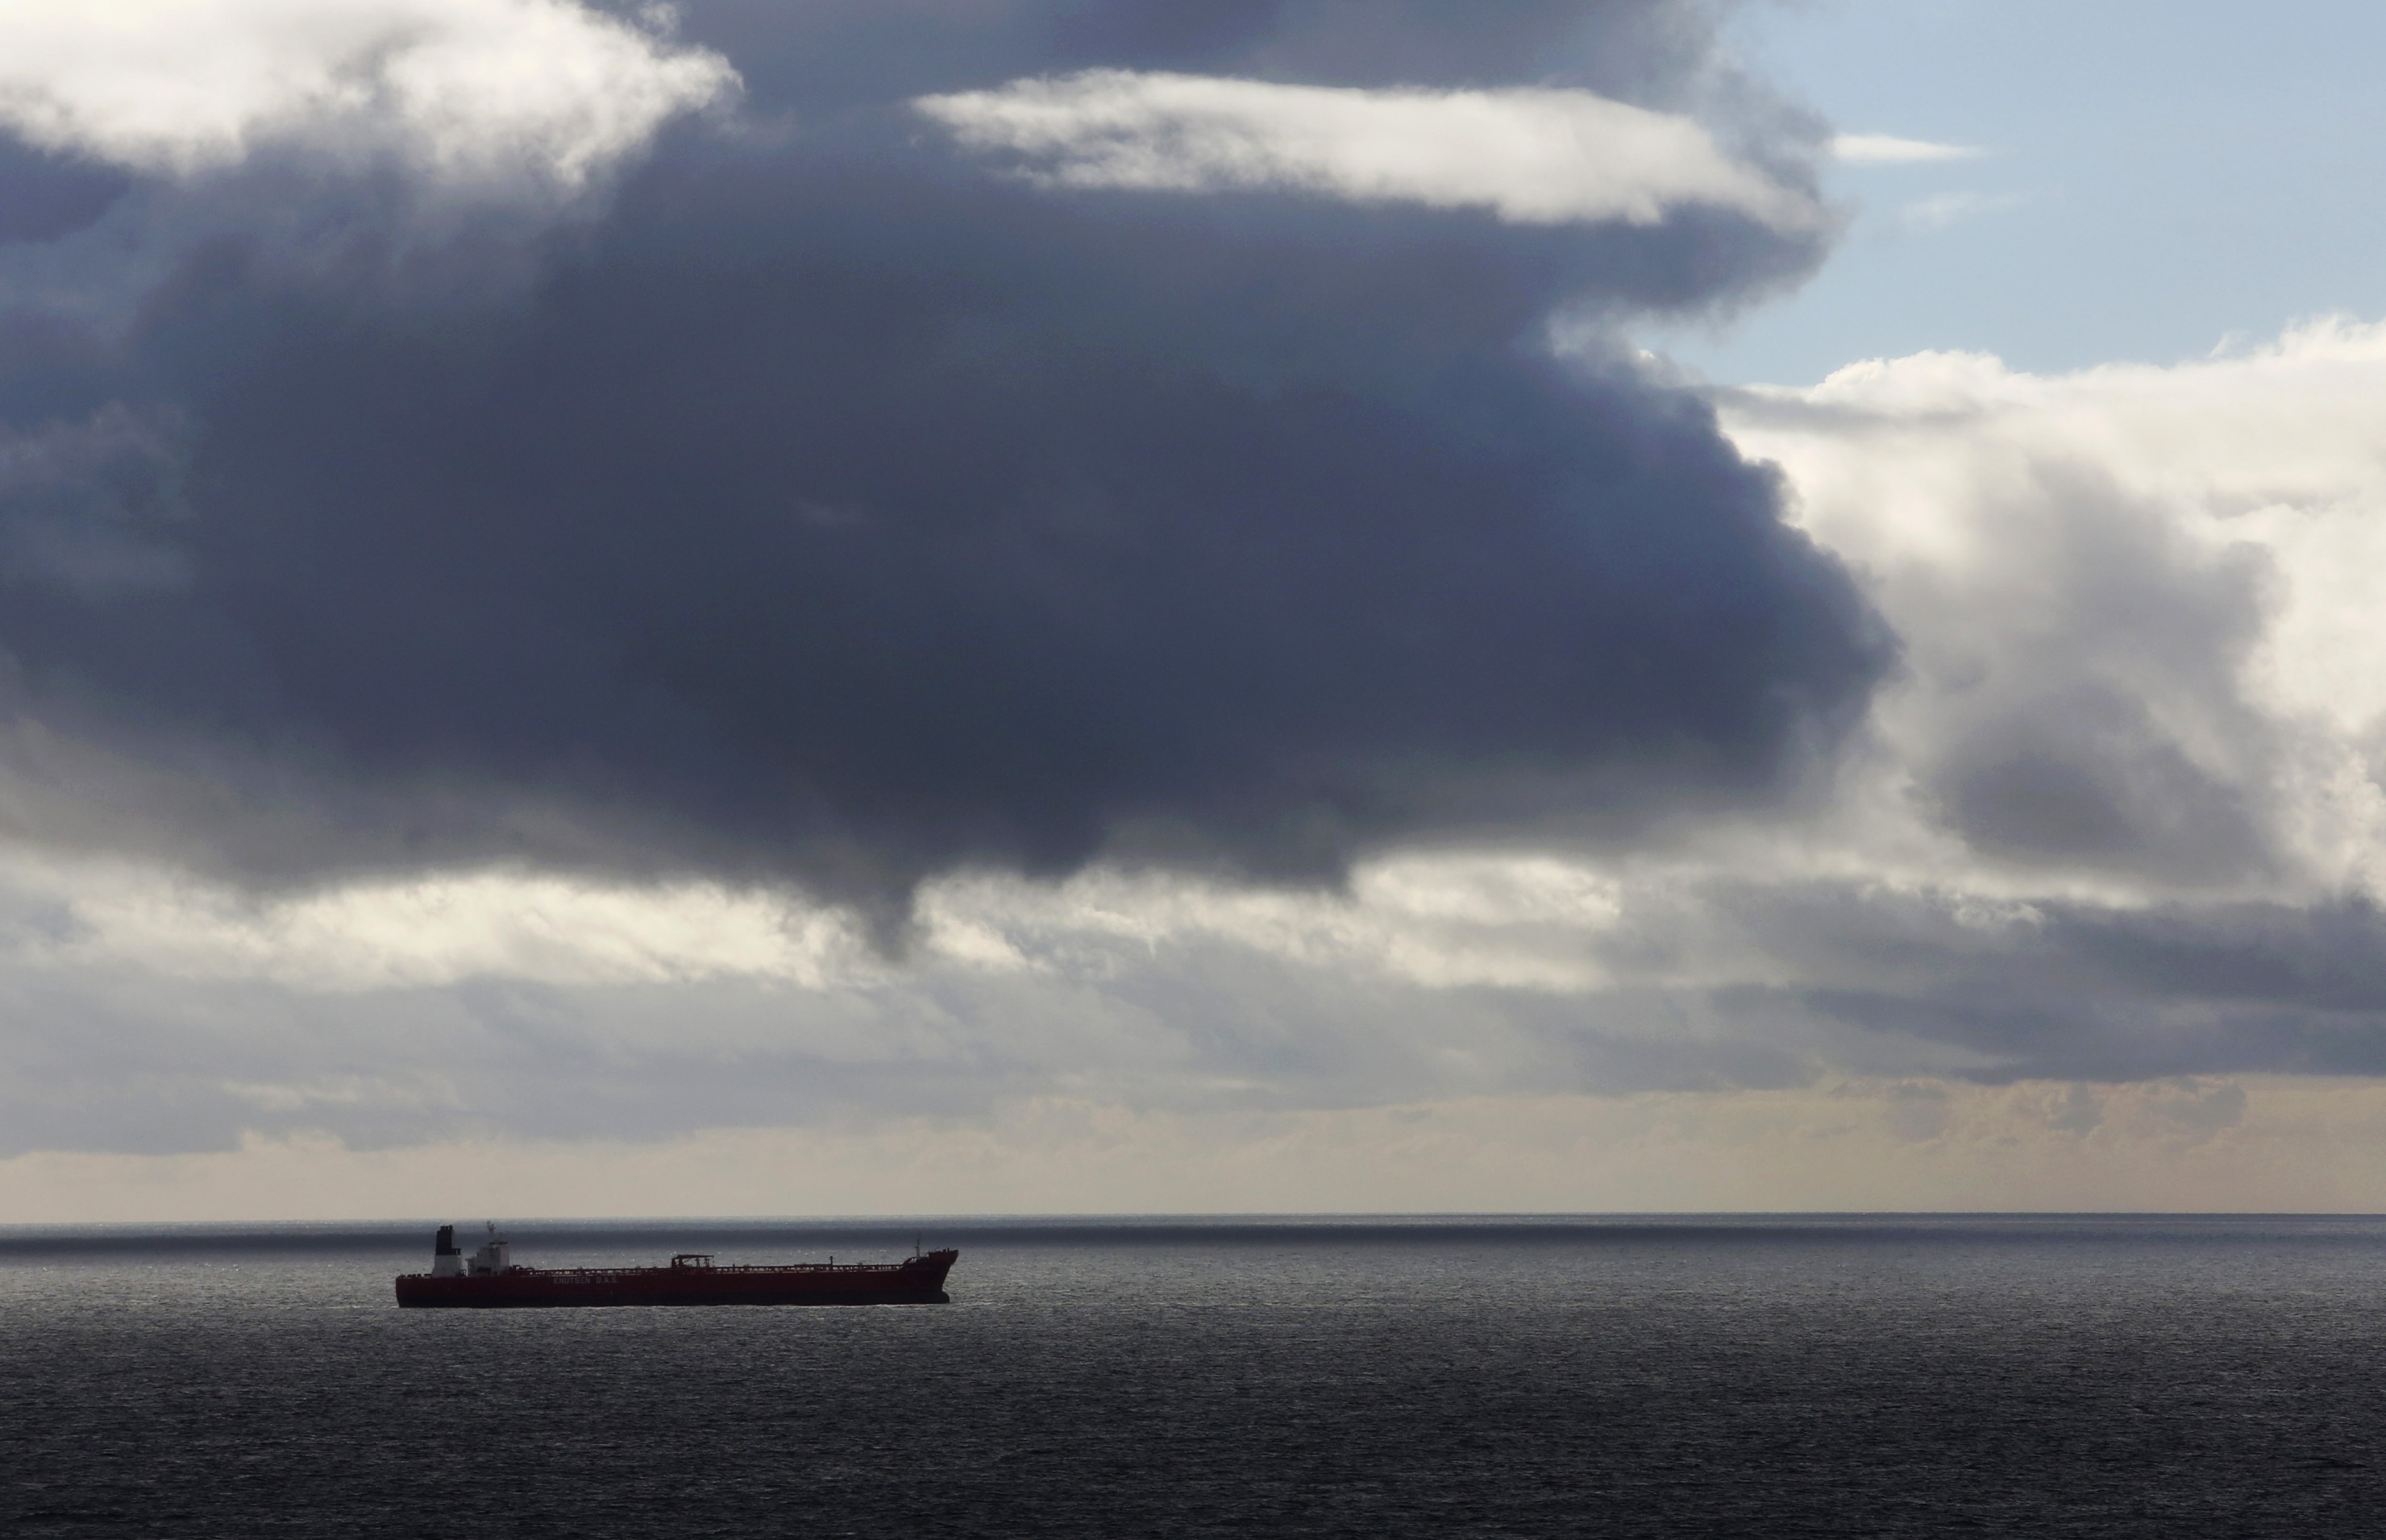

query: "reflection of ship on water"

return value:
[394, 1223, 957, 1308]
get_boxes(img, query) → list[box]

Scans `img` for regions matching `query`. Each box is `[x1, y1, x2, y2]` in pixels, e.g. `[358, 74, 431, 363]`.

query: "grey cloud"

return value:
[0, 959, 1798, 1156]
[0, 0, 1877, 915]
[683, 1, 1768, 114]
[0, 861, 1840, 1156]
[8, 865, 2385, 1156]
[1723, 391, 2297, 894]
[1899, 465, 2278, 888]
[1672, 886, 2386, 1084]
[1925, 520, 2275, 886]
[1944, 716, 2267, 882]
[0, 137, 127, 245]
[0, 404, 192, 596]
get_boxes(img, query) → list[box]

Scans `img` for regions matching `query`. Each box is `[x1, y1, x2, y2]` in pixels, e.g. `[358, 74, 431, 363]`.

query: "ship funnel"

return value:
[434, 1225, 459, 1256]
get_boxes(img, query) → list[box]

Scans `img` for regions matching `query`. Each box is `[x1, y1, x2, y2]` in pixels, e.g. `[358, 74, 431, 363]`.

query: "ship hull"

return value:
[395, 1250, 957, 1309]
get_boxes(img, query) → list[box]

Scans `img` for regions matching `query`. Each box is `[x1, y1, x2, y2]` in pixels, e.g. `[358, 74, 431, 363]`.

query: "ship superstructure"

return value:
[395, 1224, 957, 1308]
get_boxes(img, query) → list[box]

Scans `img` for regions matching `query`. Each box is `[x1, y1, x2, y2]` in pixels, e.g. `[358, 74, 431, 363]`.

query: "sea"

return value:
[3, 1215, 2381, 1538]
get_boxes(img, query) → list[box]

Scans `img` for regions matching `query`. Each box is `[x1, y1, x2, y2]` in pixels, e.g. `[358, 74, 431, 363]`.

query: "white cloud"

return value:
[0, 0, 737, 192]
[7, 849, 1626, 998]
[920, 854, 1626, 994]
[1830, 133, 1980, 164]
[915, 69, 1825, 233]
[1723, 316, 2386, 900]
[17, 861, 868, 991]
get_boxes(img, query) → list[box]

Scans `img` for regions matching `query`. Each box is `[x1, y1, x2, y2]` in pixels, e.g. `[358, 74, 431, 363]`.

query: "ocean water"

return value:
[3, 1215, 2383, 1538]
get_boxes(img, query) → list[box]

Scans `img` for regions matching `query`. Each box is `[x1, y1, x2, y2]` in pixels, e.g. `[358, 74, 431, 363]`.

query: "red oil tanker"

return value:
[395, 1224, 957, 1308]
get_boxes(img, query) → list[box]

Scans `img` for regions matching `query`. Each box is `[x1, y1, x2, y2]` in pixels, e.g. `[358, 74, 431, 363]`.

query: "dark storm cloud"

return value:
[675, 0, 1752, 110]
[0, 138, 128, 245]
[0, 0, 1879, 911]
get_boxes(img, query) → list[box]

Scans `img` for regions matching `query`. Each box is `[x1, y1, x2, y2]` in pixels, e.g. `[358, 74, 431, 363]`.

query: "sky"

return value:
[2, 0, 2384, 1221]
[1667, 0, 2386, 382]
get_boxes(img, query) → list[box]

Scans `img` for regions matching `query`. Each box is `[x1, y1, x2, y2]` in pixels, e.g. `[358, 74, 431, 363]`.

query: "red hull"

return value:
[396, 1249, 957, 1308]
